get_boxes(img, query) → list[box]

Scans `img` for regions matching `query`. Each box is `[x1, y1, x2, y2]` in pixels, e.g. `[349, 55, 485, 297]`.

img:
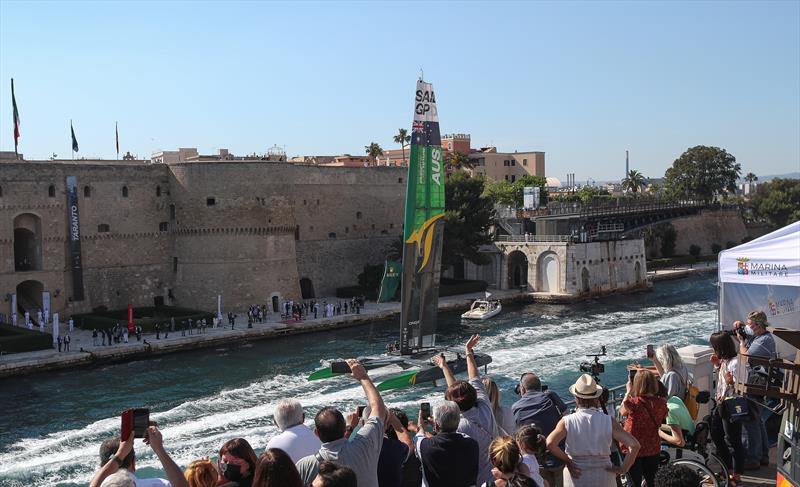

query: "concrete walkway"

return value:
[648, 261, 718, 282]
[0, 288, 529, 378]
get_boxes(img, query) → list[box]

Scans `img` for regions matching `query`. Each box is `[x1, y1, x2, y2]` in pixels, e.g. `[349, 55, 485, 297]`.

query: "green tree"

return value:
[664, 146, 741, 201]
[577, 186, 611, 204]
[749, 178, 800, 227]
[660, 225, 677, 257]
[365, 142, 384, 162]
[483, 175, 548, 208]
[393, 128, 410, 166]
[622, 169, 647, 193]
[442, 171, 495, 268]
[744, 172, 758, 184]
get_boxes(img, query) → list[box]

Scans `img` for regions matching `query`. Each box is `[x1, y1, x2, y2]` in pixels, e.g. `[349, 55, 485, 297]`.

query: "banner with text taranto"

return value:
[399, 79, 445, 353]
[65, 176, 85, 301]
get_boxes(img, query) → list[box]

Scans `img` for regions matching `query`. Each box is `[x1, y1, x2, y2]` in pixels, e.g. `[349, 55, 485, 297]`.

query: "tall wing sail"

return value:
[399, 79, 445, 354]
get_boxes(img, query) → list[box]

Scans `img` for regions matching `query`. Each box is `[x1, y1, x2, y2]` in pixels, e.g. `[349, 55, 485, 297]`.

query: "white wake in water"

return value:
[0, 287, 717, 487]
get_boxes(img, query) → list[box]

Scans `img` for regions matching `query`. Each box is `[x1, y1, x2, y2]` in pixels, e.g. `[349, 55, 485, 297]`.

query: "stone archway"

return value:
[507, 250, 528, 289]
[581, 267, 590, 293]
[16, 280, 44, 316]
[270, 294, 281, 313]
[299, 278, 315, 299]
[14, 213, 43, 271]
[537, 251, 560, 293]
[635, 261, 642, 284]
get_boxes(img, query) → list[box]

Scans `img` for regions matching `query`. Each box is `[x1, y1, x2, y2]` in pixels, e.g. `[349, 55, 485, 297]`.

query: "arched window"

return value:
[97, 224, 110, 233]
[156, 186, 161, 197]
[122, 186, 129, 197]
[328, 232, 337, 239]
[356, 211, 363, 219]
[84, 186, 91, 197]
[48, 185, 55, 197]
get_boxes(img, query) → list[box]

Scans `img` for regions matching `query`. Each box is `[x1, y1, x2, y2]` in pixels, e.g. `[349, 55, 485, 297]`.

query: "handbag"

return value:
[677, 372, 700, 421]
[722, 396, 750, 423]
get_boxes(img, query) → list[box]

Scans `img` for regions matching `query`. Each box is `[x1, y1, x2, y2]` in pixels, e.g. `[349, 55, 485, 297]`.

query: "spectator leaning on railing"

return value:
[434, 334, 498, 486]
[295, 358, 387, 487]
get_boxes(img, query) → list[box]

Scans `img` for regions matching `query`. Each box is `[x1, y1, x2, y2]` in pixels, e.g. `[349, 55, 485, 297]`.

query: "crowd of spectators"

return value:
[88, 309, 779, 487]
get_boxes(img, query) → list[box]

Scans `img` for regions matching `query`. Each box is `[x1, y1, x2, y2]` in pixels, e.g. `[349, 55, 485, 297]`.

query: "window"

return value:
[504, 175, 509, 181]
[389, 223, 394, 229]
[328, 232, 337, 239]
[122, 186, 129, 197]
[295, 225, 300, 240]
[169, 204, 176, 220]
[511, 175, 516, 182]
[511, 160, 516, 166]
[523, 159, 528, 166]
[303, 199, 307, 205]
[356, 212, 362, 219]
[97, 224, 110, 233]
[156, 186, 161, 197]
[48, 185, 55, 197]
[0, 186, 3, 197]
[345, 226, 349, 234]
[206, 197, 216, 206]
[84, 186, 91, 197]
[159, 222, 168, 232]
[173, 257, 178, 272]
[398, 178, 403, 184]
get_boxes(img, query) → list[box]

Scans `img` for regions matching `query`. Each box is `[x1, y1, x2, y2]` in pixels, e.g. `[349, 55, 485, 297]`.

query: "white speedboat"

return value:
[461, 299, 502, 320]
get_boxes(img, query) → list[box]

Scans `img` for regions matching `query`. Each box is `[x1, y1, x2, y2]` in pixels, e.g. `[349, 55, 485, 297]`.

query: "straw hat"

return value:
[569, 374, 603, 399]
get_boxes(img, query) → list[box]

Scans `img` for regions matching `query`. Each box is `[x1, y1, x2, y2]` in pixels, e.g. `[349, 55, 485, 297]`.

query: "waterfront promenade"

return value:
[0, 288, 530, 378]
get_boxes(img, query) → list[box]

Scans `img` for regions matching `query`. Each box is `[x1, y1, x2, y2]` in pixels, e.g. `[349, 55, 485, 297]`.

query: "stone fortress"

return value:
[1, 153, 406, 319]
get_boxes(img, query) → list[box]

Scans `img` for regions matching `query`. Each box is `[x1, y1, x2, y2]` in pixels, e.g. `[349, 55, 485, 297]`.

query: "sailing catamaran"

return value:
[307, 78, 492, 391]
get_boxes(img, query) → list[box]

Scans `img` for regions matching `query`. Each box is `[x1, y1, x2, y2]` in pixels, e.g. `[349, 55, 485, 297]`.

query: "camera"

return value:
[725, 328, 747, 340]
[579, 346, 607, 381]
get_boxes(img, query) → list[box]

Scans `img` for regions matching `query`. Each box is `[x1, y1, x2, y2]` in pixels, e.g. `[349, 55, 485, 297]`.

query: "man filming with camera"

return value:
[733, 310, 777, 470]
[512, 372, 567, 487]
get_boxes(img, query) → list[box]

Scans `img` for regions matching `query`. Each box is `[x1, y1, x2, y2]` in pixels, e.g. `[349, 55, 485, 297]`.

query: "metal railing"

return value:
[564, 383, 627, 420]
[496, 234, 571, 243]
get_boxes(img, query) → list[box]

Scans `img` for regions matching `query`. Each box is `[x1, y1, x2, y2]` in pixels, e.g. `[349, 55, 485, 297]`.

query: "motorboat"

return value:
[461, 299, 502, 320]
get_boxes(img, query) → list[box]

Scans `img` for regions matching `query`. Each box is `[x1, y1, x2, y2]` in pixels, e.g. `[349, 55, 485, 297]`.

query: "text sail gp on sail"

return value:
[399, 78, 446, 354]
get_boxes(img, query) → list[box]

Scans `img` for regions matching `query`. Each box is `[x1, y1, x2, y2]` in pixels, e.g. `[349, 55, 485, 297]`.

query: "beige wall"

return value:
[470, 151, 545, 182]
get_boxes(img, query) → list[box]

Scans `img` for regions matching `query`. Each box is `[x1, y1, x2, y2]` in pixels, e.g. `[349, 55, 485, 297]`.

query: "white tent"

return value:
[718, 221, 800, 357]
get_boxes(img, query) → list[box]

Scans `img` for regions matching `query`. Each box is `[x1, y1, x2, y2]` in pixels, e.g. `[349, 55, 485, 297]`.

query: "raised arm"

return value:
[433, 354, 457, 388]
[347, 359, 387, 420]
[465, 334, 480, 380]
[145, 426, 189, 487]
[388, 412, 415, 457]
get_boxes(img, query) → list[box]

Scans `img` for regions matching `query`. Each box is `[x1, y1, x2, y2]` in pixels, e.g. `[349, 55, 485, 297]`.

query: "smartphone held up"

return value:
[121, 408, 150, 439]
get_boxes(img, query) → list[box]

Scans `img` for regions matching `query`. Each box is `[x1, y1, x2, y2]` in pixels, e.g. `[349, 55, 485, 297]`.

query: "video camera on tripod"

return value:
[579, 345, 607, 382]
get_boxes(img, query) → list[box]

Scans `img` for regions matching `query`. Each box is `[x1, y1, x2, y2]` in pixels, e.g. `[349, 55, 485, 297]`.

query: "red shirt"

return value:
[623, 395, 668, 457]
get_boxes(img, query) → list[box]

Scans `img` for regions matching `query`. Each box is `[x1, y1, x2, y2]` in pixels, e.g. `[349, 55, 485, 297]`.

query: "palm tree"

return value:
[744, 172, 758, 183]
[622, 169, 646, 193]
[445, 151, 473, 173]
[365, 142, 384, 164]
[393, 128, 411, 166]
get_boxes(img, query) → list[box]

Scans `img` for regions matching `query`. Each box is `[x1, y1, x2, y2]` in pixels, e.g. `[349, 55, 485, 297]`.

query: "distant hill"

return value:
[749, 172, 800, 182]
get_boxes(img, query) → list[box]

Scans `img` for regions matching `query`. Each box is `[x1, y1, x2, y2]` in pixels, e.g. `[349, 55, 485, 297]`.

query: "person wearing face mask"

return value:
[217, 438, 258, 487]
[733, 310, 777, 471]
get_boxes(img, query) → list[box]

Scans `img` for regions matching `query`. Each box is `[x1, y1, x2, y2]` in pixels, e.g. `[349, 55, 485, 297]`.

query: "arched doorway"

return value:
[507, 251, 528, 289]
[16, 280, 44, 316]
[271, 295, 280, 313]
[537, 252, 560, 293]
[300, 278, 315, 299]
[14, 213, 42, 271]
[581, 267, 590, 293]
[635, 261, 642, 284]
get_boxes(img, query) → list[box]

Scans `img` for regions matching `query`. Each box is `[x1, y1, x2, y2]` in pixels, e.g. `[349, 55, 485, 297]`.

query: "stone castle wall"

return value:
[0, 160, 406, 318]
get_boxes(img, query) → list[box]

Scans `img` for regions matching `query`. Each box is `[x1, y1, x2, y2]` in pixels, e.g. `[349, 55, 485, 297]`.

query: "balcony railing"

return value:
[496, 234, 571, 243]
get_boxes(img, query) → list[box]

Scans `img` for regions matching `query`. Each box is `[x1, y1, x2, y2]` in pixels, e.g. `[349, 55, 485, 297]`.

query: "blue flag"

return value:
[71, 121, 79, 152]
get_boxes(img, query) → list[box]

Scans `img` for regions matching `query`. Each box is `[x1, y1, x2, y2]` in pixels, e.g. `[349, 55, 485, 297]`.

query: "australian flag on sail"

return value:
[71, 122, 79, 152]
[410, 90, 441, 147]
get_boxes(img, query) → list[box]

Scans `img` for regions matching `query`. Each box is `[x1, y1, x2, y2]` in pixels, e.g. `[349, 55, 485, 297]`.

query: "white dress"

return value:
[562, 407, 615, 487]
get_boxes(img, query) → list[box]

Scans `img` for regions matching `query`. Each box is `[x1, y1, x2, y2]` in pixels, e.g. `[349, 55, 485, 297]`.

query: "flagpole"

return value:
[71, 120, 74, 161]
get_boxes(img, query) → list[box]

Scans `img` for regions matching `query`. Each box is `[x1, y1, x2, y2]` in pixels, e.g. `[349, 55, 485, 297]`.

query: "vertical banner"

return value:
[127, 303, 135, 333]
[10, 294, 16, 326]
[53, 314, 60, 346]
[377, 260, 402, 302]
[42, 291, 50, 324]
[217, 295, 222, 322]
[65, 176, 85, 301]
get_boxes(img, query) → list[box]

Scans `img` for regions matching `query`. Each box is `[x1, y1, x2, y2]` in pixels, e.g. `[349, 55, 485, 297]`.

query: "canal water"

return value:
[0, 275, 718, 487]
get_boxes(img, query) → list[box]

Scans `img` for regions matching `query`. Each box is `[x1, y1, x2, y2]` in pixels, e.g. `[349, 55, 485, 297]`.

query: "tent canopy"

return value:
[719, 221, 800, 287]
[718, 221, 800, 357]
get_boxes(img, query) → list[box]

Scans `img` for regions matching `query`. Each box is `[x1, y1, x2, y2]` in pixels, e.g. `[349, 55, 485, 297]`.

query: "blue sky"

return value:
[1, 0, 798, 181]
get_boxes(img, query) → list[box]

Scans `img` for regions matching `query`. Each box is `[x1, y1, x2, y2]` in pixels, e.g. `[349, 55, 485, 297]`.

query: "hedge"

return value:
[71, 306, 214, 333]
[0, 324, 53, 353]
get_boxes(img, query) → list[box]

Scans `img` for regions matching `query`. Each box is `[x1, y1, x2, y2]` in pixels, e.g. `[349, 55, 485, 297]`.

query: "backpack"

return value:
[679, 373, 700, 421]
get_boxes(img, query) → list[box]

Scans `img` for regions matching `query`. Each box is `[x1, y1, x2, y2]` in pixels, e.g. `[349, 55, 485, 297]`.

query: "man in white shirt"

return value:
[266, 399, 322, 462]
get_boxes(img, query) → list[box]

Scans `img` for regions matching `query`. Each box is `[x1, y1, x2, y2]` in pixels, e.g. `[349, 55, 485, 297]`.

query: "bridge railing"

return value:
[496, 234, 571, 243]
[543, 198, 707, 218]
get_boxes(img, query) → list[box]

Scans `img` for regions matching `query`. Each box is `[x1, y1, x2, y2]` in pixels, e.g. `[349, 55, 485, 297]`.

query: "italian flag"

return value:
[11, 78, 20, 155]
